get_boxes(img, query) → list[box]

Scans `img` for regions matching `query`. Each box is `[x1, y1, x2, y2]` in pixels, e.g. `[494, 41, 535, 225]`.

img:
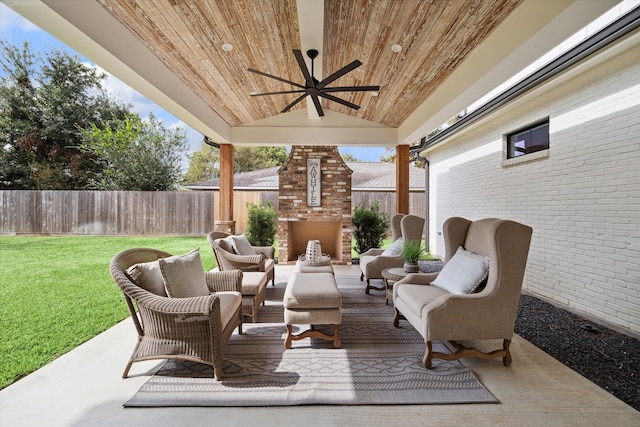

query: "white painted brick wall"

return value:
[427, 42, 640, 336]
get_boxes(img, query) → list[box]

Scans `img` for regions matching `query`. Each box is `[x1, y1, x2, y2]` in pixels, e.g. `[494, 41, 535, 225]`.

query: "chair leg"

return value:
[393, 308, 402, 327]
[122, 359, 134, 379]
[213, 365, 223, 381]
[360, 272, 364, 281]
[423, 341, 433, 368]
[502, 339, 512, 366]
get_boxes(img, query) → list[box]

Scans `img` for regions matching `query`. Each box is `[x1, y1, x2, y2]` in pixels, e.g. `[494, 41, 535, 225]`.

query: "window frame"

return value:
[502, 118, 550, 166]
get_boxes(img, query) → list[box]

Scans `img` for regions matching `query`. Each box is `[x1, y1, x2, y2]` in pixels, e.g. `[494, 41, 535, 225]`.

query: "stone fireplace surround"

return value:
[277, 146, 353, 264]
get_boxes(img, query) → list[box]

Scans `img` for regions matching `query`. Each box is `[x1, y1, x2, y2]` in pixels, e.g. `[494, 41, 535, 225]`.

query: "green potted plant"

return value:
[401, 240, 424, 273]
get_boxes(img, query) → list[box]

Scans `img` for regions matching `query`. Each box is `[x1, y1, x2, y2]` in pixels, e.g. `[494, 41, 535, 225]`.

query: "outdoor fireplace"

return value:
[277, 146, 352, 264]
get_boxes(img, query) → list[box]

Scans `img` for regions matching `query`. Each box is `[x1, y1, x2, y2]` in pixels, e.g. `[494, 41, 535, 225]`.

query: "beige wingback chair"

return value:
[359, 214, 425, 294]
[393, 217, 532, 368]
[110, 248, 243, 380]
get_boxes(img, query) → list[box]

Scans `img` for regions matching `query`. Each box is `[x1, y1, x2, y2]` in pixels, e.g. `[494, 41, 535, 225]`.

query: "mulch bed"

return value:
[515, 294, 640, 411]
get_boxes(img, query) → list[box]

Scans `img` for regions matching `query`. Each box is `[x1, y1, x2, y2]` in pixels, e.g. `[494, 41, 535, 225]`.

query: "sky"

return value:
[0, 4, 387, 172]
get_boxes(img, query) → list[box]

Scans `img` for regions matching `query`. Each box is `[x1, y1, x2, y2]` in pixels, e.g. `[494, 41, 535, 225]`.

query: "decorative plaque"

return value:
[307, 158, 321, 206]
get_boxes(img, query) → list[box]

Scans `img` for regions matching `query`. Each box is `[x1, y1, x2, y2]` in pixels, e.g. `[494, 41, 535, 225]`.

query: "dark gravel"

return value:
[515, 294, 640, 411]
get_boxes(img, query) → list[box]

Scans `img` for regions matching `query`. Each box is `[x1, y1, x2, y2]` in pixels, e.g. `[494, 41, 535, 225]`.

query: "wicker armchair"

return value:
[109, 248, 243, 380]
[207, 231, 275, 286]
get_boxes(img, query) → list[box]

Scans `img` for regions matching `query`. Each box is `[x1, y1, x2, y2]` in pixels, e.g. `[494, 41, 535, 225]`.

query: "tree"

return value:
[379, 147, 425, 168]
[379, 147, 396, 163]
[234, 146, 287, 173]
[341, 153, 361, 162]
[181, 144, 288, 184]
[0, 40, 129, 189]
[80, 113, 186, 190]
[182, 141, 219, 184]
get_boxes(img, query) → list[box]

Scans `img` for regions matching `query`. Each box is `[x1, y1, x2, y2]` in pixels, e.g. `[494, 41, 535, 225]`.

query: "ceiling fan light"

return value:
[391, 44, 402, 53]
[370, 91, 379, 97]
[221, 43, 233, 52]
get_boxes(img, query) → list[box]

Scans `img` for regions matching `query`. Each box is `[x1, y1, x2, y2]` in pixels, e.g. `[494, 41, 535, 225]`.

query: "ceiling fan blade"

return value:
[318, 92, 360, 110]
[321, 85, 381, 93]
[311, 94, 324, 116]
[250, 90, 306, 96]
[293, 49, 314, 87]
[280, 93, 308, 113]
[247, 68, 305, 89]
[316, 60, 362, 89]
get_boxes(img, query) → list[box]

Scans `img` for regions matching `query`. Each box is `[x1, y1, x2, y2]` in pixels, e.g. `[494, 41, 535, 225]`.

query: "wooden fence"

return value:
[0, 190, 214, 235]
[0, 189, 424, 235]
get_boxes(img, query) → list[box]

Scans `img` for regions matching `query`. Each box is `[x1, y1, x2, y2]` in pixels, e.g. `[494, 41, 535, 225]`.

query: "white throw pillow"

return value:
[232, 234, 257, 255]
[381, 238, 404, 256]
[126, 260, 167, 297]
[431, 246, 489, 295]
[159, 248, 209, 298]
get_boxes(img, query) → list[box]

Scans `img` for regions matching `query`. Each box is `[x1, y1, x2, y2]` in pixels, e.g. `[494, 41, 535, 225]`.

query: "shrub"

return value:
[352, 200, 390, 255]
[245, 201, 277, 246]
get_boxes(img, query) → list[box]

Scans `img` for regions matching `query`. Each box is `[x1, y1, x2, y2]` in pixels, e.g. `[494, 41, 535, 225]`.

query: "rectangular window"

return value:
[507, 119, 549, 159]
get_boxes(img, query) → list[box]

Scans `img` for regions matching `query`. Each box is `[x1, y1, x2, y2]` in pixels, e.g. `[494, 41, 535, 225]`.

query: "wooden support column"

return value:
[215, 143, 235, 234]
[396, 145, 409, 215]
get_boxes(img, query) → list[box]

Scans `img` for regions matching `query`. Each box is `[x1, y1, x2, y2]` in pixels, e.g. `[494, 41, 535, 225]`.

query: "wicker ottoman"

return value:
[283, 271, 342, 348]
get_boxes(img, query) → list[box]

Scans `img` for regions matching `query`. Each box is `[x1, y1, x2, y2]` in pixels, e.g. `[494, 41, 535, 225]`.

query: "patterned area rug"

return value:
[124, 276, 497, 407]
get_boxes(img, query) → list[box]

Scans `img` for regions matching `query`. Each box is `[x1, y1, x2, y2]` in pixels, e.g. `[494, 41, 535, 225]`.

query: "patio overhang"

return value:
[3, 0, 618, 147]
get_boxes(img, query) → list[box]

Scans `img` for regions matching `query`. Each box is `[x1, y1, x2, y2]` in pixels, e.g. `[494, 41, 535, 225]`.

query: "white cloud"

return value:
[0, 4, 40, 33]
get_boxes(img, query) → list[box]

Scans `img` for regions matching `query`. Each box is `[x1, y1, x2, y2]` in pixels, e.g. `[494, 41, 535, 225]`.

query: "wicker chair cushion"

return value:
[126, 260, 168, 297]
[159, 248, 209, 298]
[216, 291, 243, 326]
[218, 236, 235, 253]
[231, 234, 257, 255]
[431, 246, 489, 295]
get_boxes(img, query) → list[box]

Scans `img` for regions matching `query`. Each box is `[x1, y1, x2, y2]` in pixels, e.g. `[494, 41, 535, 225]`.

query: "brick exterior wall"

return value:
[277, 146, 353, 264]
[425, 42, 640, 336]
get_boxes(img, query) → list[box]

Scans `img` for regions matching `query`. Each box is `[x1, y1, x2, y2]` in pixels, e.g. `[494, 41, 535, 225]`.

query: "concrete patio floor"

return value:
[1, 265, 638, 427]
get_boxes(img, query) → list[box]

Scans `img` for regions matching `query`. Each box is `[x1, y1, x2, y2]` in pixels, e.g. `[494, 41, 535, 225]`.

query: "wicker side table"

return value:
[382, 267, 409, 305]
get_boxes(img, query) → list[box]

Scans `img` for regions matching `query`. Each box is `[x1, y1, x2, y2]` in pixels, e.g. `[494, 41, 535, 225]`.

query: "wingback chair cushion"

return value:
[232, 234, 257, 255]
[159, 248, 209, 298]
[431, 246, 489, 294]
[381, 238, 404, 256]
[126, 260, 167, 296]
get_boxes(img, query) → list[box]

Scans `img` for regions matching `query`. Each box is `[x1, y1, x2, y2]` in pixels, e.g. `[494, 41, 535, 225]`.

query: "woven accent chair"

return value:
[393, 217, 532, 368]
[207, 231, 275, 286]
[110, 248, 243, 380]
[359, 214, 425, 293]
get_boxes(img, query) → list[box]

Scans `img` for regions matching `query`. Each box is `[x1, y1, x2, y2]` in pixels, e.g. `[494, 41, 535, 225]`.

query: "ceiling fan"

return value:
[248, 49, 380, 117]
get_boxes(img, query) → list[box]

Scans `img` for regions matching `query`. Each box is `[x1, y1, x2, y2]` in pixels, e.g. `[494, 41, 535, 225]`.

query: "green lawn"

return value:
[0, 235, 217, 389]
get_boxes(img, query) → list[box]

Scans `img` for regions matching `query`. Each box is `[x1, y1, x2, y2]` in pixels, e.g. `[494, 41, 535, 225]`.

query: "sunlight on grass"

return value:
[0, 235, 216, 388]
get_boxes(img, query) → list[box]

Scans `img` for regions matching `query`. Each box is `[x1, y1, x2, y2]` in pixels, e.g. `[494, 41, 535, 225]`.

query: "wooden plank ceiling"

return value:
[97, 0, 522, 128]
